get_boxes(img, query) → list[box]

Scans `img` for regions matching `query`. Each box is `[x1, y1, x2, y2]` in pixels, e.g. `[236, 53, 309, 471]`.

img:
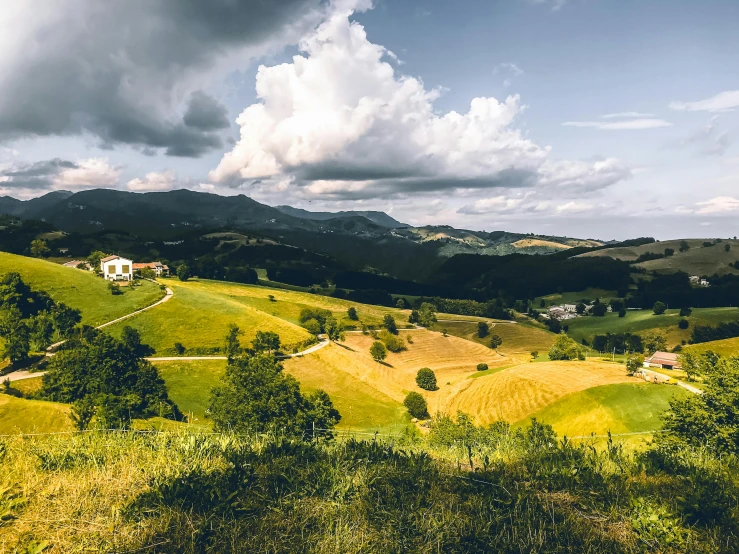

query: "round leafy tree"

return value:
[653, 301, 667, 315]
[678, 319, 689, 330]
[370, 340, 387, 363]
[404, 392, 428, 419]
[416, 367, 437, 390]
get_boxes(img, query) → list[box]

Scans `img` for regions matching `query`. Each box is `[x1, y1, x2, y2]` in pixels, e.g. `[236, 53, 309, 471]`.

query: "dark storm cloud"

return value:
[0, 0, 324, 157]
[183, 92, 231, 132]
[0, 159, 77, 190]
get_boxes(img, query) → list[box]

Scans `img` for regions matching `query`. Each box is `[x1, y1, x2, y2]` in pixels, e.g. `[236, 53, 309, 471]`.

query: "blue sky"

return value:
[1, 0, 738, 240]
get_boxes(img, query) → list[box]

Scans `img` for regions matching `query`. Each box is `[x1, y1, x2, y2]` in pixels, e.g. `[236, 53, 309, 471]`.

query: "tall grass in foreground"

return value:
[0, 428, 737, 553]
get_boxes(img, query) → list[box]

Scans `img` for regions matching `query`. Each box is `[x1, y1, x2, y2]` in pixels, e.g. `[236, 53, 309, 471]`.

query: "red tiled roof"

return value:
[101, 255, 119, 262]
[133, 261, 164, 270]
[647, 352, 681, 366]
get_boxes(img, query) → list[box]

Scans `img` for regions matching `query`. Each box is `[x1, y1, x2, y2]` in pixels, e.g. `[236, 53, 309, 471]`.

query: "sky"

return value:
[0, 0, 738, 240]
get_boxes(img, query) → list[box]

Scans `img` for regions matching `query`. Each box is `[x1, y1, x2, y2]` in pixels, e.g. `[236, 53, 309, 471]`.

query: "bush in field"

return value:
[173, 342, 185, 355]
[626, 354, 644, 375]
[380, 330, 406, 353]
[679, 306, 692, 317]
[477, 321, 489, 338]
[548, 335, 585, 361]
[476, 363, 488, 371]
[653, 301, 667, 315]
[383, 314, 398, 334]
[347, 307, 358, 320]
[678, 319, 689, 330]
[416, 367, 437, 391]
[302, 318, 322, 336]
[489, 335, 502, 351]
[404, 392, 428, 419]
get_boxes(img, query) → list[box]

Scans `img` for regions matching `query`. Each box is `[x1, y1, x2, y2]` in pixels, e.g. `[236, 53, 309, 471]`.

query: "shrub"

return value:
[380, 330, 406, 353]
[173, 342, 185, 355]
[347, 307, 358, 321]
[653, 301, 667, 315]
[548, 335, 585, 361]
[476, 363, 488, 371]
[477, 321, 489, 338]
[416, 368, 438, 391]
[678, 319, 689, 330]
[489, 335, 502, 350]
[383, 314, 398, 334]
[679, 307, 692, 317]
[618, 308, 627, 317]
[403, 392, 428, 419]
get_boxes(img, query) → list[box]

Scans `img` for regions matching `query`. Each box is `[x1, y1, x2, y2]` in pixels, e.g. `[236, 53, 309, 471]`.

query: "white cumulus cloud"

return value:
[52, 158, 121, 188]
[127, 170, 177, 192]
[211, 11, 629, 203]
[695, 196, 739, 214]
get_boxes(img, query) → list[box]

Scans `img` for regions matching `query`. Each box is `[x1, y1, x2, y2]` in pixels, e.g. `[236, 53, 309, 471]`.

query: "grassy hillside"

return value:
[105, 279, 315, 354]
[0, 251, 163, 326]
[686, 336, 739, 356]
[436, 320, 556, 360]
[580, 238, 739, 276]
[519, 383, 689, 437]
[0, 395, 71, 434]
[566, 307, 739, 348]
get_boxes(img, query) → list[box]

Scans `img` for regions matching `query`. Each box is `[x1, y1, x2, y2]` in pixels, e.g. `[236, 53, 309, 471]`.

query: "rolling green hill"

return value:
[0, 251, 163, 327]
[580, 238, 739, 276]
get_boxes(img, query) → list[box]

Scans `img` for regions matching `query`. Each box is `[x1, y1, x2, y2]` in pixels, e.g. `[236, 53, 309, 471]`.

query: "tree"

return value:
[725, 243, 731, 252]
[173, 342, 186, 355]
[591, 303, 607, 317]
[324, 316, 345, 342]
[87, 251, 106, 271]
[626, 354, 644, 375]
[408, 310, 419, 324]
[642, 330, 667, 354]
[575, 303, 586, 315]
[476, 363, 488, 371]
[618, 308, 627, 318]
[489, 335, 502, 351]
[370, 341, 387, 363]
[662, 354, 739, 453]
[347, 307, 358, 321]
[679, 306, 692, 317]
[403, 392, 428, 419]
[477, 321, 489, 338]
[0, 316, 29, 364]
[417, 302, 437, 327]
[71, 396, 96, 430]
[29, 311, 54, 351]
[252, 330, 280, 354]
[50, 303, 81, 338]
[653, 301, 667, 315]
[548, 334, 585, 361]
[302, 318, 322, 336]
[139, 267, 156, 280]
[209, 353, 339, 438]
[664, 247, 675, 257]
[120, 326, 152, 357]
[416, 367, 438, 391]
[30, 239, 50, 258]
[678, 319, 689, 330]
[383, 314, 398, 334]
[396, 298, 408, 309]
[531, 351, 538, 359]
[679, 240, 690, 252]
[177, 264, 191, 282]
[42, 331, 177, 425]
[225, 324, 242, 363]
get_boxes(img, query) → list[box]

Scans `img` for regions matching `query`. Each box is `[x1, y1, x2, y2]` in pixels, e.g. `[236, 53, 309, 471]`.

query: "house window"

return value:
[108, 265, 117, 274]
[121, 265, 130, 273]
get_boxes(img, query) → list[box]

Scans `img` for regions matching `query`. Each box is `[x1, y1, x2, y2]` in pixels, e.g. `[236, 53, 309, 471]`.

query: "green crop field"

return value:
[565, 307, 739, 348]
[0, 395, 71, 434]
[518, 383, 689, 438]
[155, 357, 410, 434]
[0, 251, 163, 326]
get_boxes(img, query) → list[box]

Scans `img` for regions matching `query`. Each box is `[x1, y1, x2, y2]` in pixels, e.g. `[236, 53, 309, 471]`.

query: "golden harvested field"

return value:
[442, 360, 635, 425]
[512, 239, 569, 250]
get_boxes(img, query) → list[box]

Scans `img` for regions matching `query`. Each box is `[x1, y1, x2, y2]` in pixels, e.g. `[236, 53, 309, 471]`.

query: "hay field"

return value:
[436, 320, 555, 360]
[512, 238, 570, 250]
[0, 251, 163, 326]
[446, 361, 635, 426]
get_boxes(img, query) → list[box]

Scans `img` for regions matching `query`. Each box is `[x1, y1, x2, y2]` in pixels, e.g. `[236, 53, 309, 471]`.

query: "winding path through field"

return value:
[145, 336, 330, 362]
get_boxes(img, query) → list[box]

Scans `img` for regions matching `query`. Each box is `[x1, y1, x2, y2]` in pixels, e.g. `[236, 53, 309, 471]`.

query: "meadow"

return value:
[0, 251, 164, 326]
[436, 320, 556, 360]
[565, 306, 739, 348]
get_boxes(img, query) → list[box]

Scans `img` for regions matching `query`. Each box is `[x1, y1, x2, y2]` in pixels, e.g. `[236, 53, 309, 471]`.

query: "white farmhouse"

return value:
[101, 255, 133, 281]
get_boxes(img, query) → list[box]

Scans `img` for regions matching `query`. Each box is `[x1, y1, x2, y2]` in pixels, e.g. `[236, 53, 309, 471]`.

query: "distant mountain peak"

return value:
[275, 205, 406, 228]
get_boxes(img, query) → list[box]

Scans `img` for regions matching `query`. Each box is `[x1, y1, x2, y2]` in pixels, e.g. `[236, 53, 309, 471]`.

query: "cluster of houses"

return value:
[689, 275, 710, 287]
[63, 255, 169, 281]
[545, 302, 612, 321]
